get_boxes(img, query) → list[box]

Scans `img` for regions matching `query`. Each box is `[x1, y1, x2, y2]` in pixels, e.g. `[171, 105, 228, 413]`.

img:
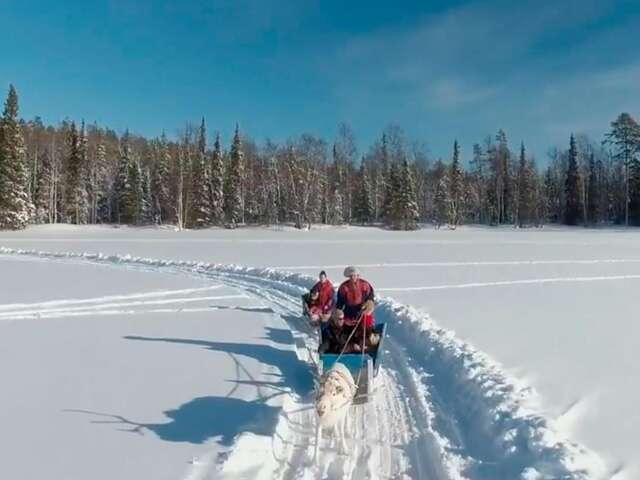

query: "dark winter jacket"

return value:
[336, 278, 375, 321]
[318, 324, 353, 354]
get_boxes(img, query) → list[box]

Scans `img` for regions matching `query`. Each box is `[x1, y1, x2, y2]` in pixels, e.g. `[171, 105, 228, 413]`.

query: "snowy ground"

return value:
[1, 224, 638, 479]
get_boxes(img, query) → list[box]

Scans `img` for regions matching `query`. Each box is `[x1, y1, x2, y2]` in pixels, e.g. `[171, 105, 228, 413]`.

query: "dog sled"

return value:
[317, 321, 388, 405]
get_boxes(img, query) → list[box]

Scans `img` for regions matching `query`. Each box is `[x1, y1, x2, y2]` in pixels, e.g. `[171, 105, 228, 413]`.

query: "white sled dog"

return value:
[313, 362, 357, 460]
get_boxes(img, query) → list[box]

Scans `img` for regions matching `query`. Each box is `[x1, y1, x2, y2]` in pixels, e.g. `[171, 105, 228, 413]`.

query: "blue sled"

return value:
[318, 323, 388, 404]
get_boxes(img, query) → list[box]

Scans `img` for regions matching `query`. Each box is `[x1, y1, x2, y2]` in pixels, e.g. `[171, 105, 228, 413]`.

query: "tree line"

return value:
[1, 85, 639, 231]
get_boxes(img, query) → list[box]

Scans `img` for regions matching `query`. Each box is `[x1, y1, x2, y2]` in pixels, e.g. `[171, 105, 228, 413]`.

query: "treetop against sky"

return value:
[1, 0, 640, 160]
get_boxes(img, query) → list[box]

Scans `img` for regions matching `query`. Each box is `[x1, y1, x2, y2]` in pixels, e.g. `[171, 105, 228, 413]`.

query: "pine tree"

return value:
[224, 125, 244, 227]
[114, 131, 135, 224]
[88, 137, 107, 225]
[433, 175, 450, 229]
[449, 140, 464, 227]
[151, 134, 171, 224]
[381, 140, 398, 224]
[0, 85, 33, 229]
[263, 154, 279, 225]
[393, 158, 419, 230]
[470, 143, 487, 224]
[586, 152, 599, 224]
[352, 157, 373, 224]
[33, 147, 53, 224]
[328, 144, 346, 224]
[188, 119, 212, 228]
[629, 156, 640, 225]
[128, 159, 144, 224]
[141, 166, 154, 224]
[95, 141, 112, 224]
[209, 133, 225, 225]
[79, 122, 90, 221]
[329, 188, 344, 225]
[333, 123, 357, 222]
[604, 113, 640, 226]
[565, 134, 582, 225]
[489, 130, 511, 224]
[517, 142, 535, 227]
[174, 145, 186, 229]
[378, 134, 391, 221]
[383, 161, 401, 227]
[63, 122, 89, 224]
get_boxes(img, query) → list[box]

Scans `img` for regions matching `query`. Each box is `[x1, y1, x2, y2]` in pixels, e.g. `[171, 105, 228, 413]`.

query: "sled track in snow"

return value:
[0, 247, 606, 480]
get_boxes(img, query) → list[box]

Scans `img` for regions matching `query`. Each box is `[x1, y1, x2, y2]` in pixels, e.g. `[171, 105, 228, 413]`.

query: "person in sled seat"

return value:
[336, 265, 375, 330]
[304, 270, 334, 325]
[319, 309, 355, 354]
[319, 309, 381, 355]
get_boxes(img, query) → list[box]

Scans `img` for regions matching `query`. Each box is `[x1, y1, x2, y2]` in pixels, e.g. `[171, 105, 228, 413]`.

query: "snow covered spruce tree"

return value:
[188, 118, 212, 228]
[433, 174, 450, 229]
[141, 166, 154, 224]
[87, 136, 107, 225]
[173, 143, 186, 229]
[209, 133, 225, 225]
[63, 122, 89, 224]
[330, 188, 344, 225]
[352, 157, 373, 224]
[114, 131, 143, 225]
[242, 139, 262, 224]
[331, 123, 357, 222]
[604, 113, 640, 226]
[586, 152, 603, 225]
[448, 140, 464, 228]
[393, 158, 419, 230]
[0, 85, 33, 229]
[470, 143, 488, 224]
[516, 142, 536, 227]
[486, 130, 512, 224]
[33, 144, 53, 224]
[376, 133, 391, 222]
[224, 125, 244, 227]
[283, 136, 323, 229]
[129, 158, 145, 224]
[259, 142, 280, 225]
[564, 134, 583, 226]
[328, 145, 345, 225]
[151, 133, 172, 224]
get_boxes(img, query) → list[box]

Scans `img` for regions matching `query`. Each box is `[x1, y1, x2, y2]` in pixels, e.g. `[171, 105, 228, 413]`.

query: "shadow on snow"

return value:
[66, 397, 279, 446]
[123, 334, 313, 396]
[65, 331, 312, 446]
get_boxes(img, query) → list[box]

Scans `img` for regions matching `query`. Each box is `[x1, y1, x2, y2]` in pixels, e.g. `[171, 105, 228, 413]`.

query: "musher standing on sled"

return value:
[336, 266, 375, 329]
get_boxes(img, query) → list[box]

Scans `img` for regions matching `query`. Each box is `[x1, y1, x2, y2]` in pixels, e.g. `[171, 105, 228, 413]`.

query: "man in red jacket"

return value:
[336, 266, 375, 329]
[307, 270, 335, 325]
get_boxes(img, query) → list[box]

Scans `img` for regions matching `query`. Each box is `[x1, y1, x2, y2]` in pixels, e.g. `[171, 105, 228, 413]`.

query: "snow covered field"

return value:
[1, 224, 638, 479]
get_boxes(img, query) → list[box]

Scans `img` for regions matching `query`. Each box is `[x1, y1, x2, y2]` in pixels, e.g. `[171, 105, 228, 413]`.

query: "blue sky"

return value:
[1, 0, 640, 163]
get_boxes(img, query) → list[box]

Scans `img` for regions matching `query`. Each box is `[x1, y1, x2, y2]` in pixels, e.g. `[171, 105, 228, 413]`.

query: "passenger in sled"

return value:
[319, 309, 381, 355]
[302, 270, 335, 326]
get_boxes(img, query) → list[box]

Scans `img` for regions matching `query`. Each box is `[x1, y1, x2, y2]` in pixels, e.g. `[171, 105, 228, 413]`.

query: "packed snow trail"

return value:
[0, 247, 607, 479]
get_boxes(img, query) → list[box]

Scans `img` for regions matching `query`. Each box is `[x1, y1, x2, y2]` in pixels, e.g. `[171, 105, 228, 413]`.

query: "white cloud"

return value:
[425, 78, 499, 110]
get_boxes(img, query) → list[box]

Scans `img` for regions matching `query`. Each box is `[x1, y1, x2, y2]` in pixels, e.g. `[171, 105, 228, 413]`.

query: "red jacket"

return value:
[310, 280, 334, 310]
[336, 278, 374, 320]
